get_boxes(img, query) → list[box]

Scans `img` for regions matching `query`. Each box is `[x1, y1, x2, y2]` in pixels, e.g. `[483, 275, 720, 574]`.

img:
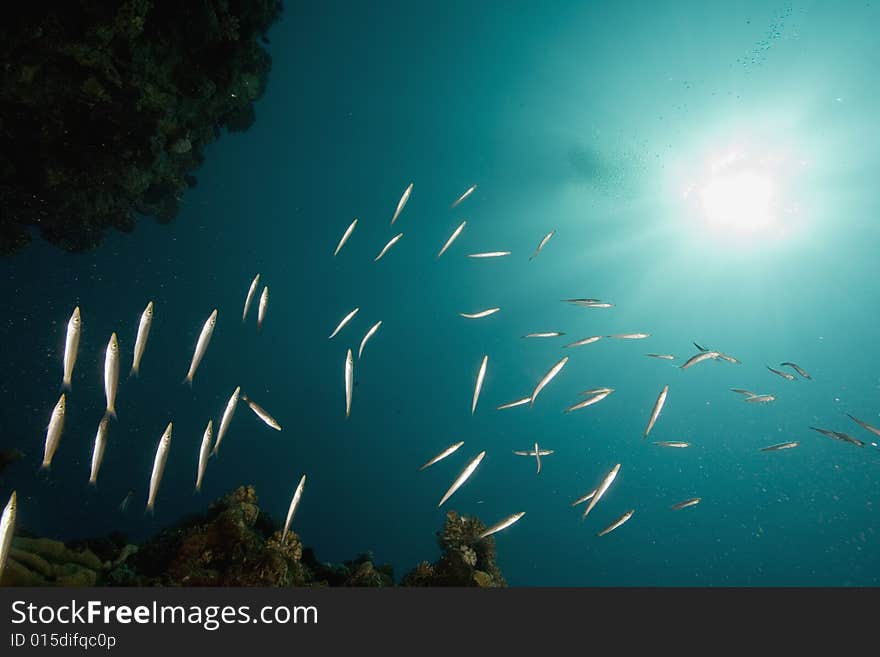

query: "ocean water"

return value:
[2, 0, 880, 586]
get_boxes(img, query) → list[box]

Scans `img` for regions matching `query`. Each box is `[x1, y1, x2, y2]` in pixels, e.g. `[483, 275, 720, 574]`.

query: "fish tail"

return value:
[38, 461, 51, 474]
[105, 407, 117, 421]
[145, 503, 155, 516]
[129, 366, 139, 379]
[61, 379, 72, 392]
[182, 374, 193, 388]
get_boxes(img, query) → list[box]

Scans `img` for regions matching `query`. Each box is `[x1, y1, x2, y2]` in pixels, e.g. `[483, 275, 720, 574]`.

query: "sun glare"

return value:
[700, 169, 776, 232]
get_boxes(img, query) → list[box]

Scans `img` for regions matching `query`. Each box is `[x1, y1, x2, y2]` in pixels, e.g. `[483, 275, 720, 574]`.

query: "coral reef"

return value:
[0, 487, 506, 587]
[0, 0, 283, 255]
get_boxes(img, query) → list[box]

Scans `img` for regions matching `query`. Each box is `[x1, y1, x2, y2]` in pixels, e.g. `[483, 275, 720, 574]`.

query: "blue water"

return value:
[2, 0, 880, 586]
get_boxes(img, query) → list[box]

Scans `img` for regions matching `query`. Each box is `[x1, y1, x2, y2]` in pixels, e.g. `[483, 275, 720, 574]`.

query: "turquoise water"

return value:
[2, 0, 880, 585]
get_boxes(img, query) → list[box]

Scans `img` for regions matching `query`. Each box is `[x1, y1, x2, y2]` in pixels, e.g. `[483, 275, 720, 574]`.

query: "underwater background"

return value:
[2, 0, 880, 586]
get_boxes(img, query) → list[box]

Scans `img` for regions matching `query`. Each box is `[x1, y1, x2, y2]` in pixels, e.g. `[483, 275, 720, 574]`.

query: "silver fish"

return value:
[333, 218, 358, 257]
[846, 414, 880, 438]
[670, 498, 701, 511]
[358, 320, 383, 359]
[530, 230, 555, 261]
[329, 307, 360, 339]
[104, 332, 120, 419]
[810, 426, 864, 447]
[680, 351, 721, 369]
[375, 233, 404, 261]
[513, 441, 554, 474]
[694, 342, 740, 364]
[437, 220, 467, 259]
[653, 441, 690, 448]
[345, 348, 353, 418]
[597, 509, 634, 537]
[472, 355, 488, 415]
[131, 301, 154, 377]
[196, 420, 213, 492]
[644, 385, 669, 438]
[242, 274, 260, 322]
[607, 333, 650, 340]
[582, 463, 621, 520]
[760, 441, 799, 452]
[118, 489, 134, 513]
[89, 417, 110, 485]
[185, 309, 218, 386]
[257, 286, 269, 330]
[564, 298, 613, 308]
[646, 353, 676, 360]
[438, 450, 486, 507]
[522, 331, 565, 338]
[212, 386, 241, 456]
[41, 393, 66, 469]
[62, 306, 82, 390]
[418, 441, 465, 471]
[571, 489, 597, 506]
[0, 491, 16, 583]
[780, 362, 811, 380]
[767, 365, 795, 381]
[460, 308, 501, 319]
[730, 388, 758, 397]
[467, 251, 511, 258]
[146, 422, 172, 514]
[479, 511, 526, 540]
[565, 336, 603, 348]
[530, 356, 569, 406]
[282, 474, 307, 542]
[242, 394, 282, 431]
[565, 388, 614, 412]
[390, 182, 413, 226]
[451, 184, 477, 209]
[496, 396, 531, 410]
[744, 394, 775, 404]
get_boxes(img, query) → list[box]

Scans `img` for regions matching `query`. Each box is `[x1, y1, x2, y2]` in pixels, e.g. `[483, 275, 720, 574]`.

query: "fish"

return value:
[418, 441, 465, 471]
[653, 441, 690, 448]
[451, 184, 477, 209]
[345, 348, 354, 418]
[390, 182, 413, 226]
[41, 393, 66, 469]
[644, 385, 669, 438]
[146, 422, 172, 514]
[512, 442, 554, 474]
[62, 306, 81, 390]
[467, 251, 511, 258]
[479, 511, 526, 540]
[0, 491, 16, 582]
[582, 463, 621, 520]
[103, 332, 120, 419]
[242, 274, 260, 322]
[496, 396, 531, 410]
[571, 489, 597, 506]
[437, 221, 467, 259]
[597, 509, 634, 537]
[646, 354, 676, 360]
[693, 342, 709, 352]
[767, 365, 795, 381]
[460, 308, 501, 319]
[565, 388, 614, 412]
[438, 450, 486, 507]
[375, 233, 404, 261]
[564, 336, 603, 348]
[89, 417, 110, 485]
[241, 394, 282, 431]
[694, 342, 740, 364]
[257, 286, 269, 330]
[212, 386, 241, 456]
[744, 394, 775, 404]
[472, 355, 488, 415]
[530, 356, 569, 406]
[196, 420, 213, 492]
[564, 299, 613, 308]
[130, 301, 154, 378]
[358, 321, 383, 359]
[118, 489, 134, 513]
[680, 351, 722, 369]
[780, 362, 812, 380]
[282, 474, 307, 542]
[670, 498, 701, 511]
[760, 441, 799, 452]
[184, 309, 218, 386]
[809, 426, 864, 448]
[329, 307, 360, 339]
[522, 331, 565, 338]
[333, 218, 358, 257]
[607, 333, 650, 340]
[529, 230, 556, 261]
[730, 388, 758, 397]
[846, 414, 880, 439]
